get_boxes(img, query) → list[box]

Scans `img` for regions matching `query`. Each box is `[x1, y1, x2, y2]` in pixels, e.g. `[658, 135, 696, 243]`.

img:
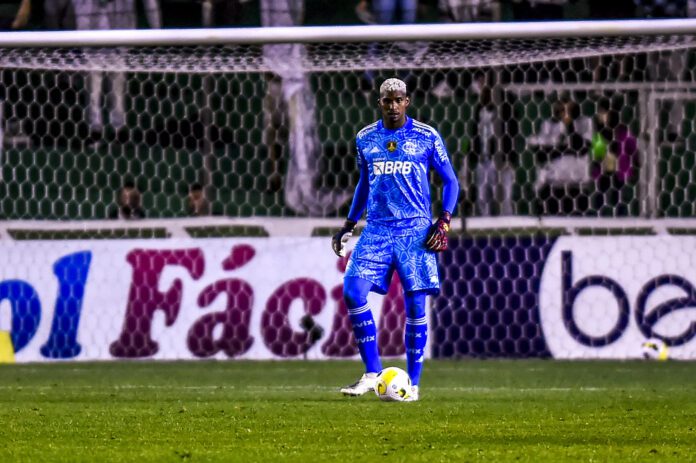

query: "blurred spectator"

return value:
[591, 105, 639, 215]
[431, 0, 495, 98]
[74, 0, 162, 142]
[472, 86, 515, 216]
[585, 1, 636, 82]
[0, 0, 31, 30]
[634, 0, 686, 18]
[0, 0, 36, 158]
[592, 105, 638, 184]
[202, 0, 250, 27]
[510, 0, 567, 20]
[535, 99, 592, 215]
[111, 180, 145, 219]
[527, 99, 566, 151]
[439, 0, 495, 21]
[636, 0, 693, 141]
[562, 97, 593, 143]
[44, 0, 76, 29]
[498, 83, 520, 216]
[371, 0, 417, 26]
[187, 183, 210, 216]
[457, 71, 488, 218]
[362, 0, 419, 90]
[472, 85, 498, 216]
[469, 71, 486, 95]
[262, 0, 348, 215]
[355, 0, 376, 23]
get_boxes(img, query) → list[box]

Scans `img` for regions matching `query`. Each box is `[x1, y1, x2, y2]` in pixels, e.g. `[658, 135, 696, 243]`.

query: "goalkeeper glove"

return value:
[425, 212, 452, 252]
[332, 220, 357, 257]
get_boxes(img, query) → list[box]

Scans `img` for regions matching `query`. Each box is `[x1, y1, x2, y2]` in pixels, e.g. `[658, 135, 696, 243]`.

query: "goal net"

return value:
[0, 21, 695, 362]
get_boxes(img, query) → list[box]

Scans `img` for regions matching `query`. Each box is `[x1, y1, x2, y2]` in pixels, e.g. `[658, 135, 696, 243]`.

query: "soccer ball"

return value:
[374, 367, 412, 402]
[641, 338, 669, 361]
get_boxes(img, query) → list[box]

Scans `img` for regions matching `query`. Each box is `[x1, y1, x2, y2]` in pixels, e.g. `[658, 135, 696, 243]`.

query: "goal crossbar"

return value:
[1, 19, 696, 48]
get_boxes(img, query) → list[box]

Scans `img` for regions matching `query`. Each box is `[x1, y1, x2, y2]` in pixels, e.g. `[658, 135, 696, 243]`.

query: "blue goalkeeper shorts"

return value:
[345, 220, 440, 295]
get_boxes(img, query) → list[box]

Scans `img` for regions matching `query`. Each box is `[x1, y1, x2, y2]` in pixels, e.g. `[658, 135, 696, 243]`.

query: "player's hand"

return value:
[425, 212, 452, 252]
[332, 220, 357, 257]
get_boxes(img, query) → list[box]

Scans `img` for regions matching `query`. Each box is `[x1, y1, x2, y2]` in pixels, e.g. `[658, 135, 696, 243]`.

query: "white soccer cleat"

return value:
[340, 373, 377, 396]
[403, 385, 420, 402]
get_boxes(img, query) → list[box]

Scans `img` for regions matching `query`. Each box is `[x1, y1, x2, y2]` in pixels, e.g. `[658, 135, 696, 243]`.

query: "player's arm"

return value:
[425, 133, 460, 252]
[332, 146, 369, 257]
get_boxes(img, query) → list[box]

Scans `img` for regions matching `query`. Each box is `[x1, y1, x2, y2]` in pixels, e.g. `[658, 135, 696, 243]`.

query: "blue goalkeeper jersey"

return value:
[353, 117, 455, 227]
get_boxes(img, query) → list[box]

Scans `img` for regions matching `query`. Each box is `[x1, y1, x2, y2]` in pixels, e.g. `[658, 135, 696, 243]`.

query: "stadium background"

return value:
[0, 2, 694, 362]
[0, 5, 695, 462]
[2, 0, 694, 220]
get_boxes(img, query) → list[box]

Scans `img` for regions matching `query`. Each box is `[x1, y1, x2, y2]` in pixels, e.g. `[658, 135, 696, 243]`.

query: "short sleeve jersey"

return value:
[355, 117, 452, 226]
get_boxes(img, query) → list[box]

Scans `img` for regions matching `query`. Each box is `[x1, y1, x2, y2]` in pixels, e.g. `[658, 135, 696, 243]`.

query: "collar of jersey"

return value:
[377, 116, 413, 133]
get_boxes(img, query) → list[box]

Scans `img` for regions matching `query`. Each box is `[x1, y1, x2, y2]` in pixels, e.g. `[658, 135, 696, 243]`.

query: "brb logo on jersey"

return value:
[373, 160, 413, 175]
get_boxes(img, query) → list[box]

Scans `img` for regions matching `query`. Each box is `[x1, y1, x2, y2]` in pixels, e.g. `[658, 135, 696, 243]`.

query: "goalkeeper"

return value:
[333, 78, 459, 401]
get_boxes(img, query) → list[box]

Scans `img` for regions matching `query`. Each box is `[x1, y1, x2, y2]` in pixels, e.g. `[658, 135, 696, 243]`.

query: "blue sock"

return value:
[348, 304, 382, 374]
[405, 292, 428, 386]
[344, 277, 382, 374]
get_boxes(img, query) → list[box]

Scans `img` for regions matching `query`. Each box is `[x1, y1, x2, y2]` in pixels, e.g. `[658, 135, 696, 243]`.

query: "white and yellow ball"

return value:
[374, 367, 412, 402]
[641, 338, 669, 361]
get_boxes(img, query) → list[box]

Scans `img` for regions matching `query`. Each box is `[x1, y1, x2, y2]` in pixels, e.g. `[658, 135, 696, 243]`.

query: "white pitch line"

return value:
[0, 385, 677, 393]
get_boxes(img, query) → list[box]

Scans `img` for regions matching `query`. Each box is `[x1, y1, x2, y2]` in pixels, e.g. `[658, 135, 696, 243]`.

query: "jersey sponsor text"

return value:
[373, 160, 413, 175]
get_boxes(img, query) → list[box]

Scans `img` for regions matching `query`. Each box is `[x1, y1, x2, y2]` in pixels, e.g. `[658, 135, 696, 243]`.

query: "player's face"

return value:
[378, 91, 410, 128]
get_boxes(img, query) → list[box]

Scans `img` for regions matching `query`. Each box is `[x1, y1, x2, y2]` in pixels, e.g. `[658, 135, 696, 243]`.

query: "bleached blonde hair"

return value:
[380, 78, 407, 96]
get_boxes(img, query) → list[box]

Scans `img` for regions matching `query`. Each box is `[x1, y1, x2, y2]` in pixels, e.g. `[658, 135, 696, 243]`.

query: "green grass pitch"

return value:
[1, 360, 694, 462]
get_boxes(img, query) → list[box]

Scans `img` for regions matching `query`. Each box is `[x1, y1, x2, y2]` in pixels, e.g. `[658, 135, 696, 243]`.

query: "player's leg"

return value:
[404, 290, 428, 390]
[344, 276, 382, 374]
[340, 225, 392, 395]
[393, 223, 440, 401]
[340, 276, 382, 396]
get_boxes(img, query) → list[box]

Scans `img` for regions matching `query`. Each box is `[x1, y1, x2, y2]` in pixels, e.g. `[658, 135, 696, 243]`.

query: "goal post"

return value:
[0, 20, 695, 362]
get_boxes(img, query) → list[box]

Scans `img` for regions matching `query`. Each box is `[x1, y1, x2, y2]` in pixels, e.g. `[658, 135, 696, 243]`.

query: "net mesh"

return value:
[0, 30, 695, 361]
[0, 35, 695, 72]
[1, 34, 696, 219]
